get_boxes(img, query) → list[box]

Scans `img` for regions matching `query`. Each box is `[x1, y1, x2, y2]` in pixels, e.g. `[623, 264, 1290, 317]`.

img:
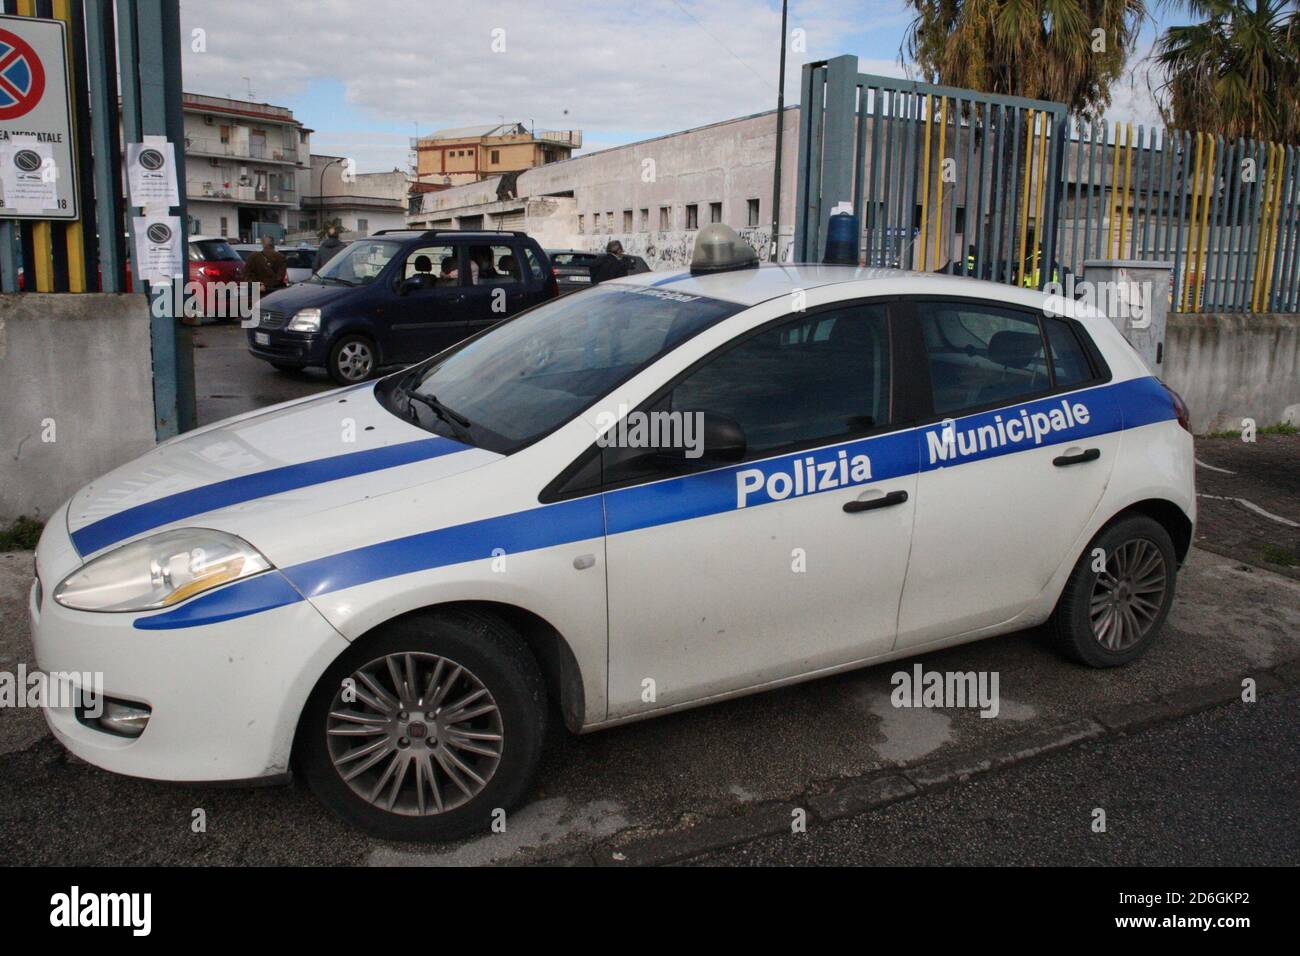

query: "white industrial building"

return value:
[407, 107, 801, 268]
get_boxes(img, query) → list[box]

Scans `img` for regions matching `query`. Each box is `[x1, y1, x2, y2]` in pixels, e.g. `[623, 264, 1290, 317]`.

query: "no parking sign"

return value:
[0, 14, 77, 220]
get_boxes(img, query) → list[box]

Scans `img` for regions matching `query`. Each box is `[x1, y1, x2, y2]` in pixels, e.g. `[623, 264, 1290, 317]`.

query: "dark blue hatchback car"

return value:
[247, 229, 558, 383]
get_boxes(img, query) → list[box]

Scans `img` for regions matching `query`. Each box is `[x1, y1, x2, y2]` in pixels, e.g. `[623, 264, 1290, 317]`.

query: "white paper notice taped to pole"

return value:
[0, 136, 57, 213]
[132, 214, 183, 284]
[126, 135, 179, 208]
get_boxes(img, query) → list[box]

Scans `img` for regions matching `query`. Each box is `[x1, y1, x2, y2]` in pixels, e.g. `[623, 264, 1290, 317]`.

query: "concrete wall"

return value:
[1164, 313, 1300, 433]
[0, 294, 157, 524]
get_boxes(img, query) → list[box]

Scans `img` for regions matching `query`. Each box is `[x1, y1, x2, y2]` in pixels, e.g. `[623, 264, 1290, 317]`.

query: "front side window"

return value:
[918, 302, 1050, 415]
[668, 304, 891, 457]
[381, 285, 743, 452]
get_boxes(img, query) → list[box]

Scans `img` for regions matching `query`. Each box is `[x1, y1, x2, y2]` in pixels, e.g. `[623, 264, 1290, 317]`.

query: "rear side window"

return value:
[523, 248, 544, 281]
[918, 303, 1049, 415]
[1044, 317, 1094, 388]
[668, 304, 891, 456]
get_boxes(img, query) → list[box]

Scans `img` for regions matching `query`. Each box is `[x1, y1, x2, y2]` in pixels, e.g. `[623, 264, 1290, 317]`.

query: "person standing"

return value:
[589, 240, 629, 285]
[314, 225, 345, 272]
[244, 235, 288, 293]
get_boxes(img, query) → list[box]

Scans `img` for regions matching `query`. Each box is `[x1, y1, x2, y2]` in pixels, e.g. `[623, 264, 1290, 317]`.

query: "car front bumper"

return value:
[246, 327, 329, 366]
[31, 515, 350, 783]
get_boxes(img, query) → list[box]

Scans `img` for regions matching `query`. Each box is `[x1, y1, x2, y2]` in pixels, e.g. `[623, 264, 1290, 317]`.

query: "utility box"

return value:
[1081, 259, 1174, 375]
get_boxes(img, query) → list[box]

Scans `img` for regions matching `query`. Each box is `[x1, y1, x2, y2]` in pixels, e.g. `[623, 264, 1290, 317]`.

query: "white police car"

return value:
[30, 225, 1194, 840]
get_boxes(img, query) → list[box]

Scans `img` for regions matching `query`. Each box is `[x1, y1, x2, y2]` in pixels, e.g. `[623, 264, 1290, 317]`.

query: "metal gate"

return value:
[793, 56, 1069, 289]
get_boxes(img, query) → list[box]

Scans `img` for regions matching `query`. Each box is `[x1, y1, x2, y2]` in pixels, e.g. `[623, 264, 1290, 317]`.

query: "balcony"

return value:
[186, 180, 297, 206]
[184, 135, 302, 165]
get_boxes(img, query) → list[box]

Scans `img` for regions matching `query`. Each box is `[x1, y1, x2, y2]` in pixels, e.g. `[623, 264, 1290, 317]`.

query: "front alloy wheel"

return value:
[327, 652, 503, 816]
[298, 610, 546, 841]
[328, 334, 375, 384]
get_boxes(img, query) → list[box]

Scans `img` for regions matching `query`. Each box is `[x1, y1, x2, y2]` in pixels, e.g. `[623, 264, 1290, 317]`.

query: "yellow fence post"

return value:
[1193, 137, 1215, 312]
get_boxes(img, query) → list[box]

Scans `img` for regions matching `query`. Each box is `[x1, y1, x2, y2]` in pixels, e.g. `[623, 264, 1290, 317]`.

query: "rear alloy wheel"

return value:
[298, 610, 546, 841]
[1050, 515, 1178, 667]
[328, 334, 376, 384]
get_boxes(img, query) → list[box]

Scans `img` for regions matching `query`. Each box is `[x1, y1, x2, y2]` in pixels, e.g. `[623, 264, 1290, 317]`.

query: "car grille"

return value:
[259, 309, 288, 330]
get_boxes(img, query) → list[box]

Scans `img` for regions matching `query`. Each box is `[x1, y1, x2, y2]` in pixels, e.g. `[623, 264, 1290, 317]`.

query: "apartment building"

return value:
[182, 92, 311, 240]
[414, 122, 581, 186]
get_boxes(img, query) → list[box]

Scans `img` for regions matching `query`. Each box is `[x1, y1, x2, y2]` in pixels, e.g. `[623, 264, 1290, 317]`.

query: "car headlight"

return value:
[287, 308, 321, 332]
[54, 529, 272, 613]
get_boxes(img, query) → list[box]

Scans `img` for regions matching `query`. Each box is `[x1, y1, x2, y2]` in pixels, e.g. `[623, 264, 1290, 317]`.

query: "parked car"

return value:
[233, 243, 317, 285]
[187, 236, 243, 315]
[547, 249, 651, 294]
[32, 225, 1194, 841]
[246, 230, 557, 384]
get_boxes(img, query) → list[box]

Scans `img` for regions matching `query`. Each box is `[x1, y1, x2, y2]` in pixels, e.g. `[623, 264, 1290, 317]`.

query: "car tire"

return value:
[297, 609, 547, 842]
[270, 362, 304, 373]
[1050, 514, 1178, 667]
[327, 333, 378, 385]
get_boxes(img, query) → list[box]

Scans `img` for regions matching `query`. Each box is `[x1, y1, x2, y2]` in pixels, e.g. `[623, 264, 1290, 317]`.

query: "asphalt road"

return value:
[685, 686, 1300, 866]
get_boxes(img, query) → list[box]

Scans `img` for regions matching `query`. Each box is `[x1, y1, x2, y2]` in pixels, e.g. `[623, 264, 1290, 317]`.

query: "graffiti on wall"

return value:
[571, 227, 794, 270]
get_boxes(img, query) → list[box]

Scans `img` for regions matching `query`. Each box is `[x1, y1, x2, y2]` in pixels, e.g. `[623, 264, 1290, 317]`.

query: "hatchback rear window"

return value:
[191, 240, 241, 262]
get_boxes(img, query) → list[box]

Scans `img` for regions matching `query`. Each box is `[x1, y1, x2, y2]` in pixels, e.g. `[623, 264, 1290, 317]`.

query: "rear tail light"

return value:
[1163, 382, 1192, 433]
[199, 265, 222, 278]
[546, 272, 559, 298]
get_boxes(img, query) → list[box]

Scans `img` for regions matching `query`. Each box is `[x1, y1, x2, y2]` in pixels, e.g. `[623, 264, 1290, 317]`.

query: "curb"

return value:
[585, 660, 1298, 867]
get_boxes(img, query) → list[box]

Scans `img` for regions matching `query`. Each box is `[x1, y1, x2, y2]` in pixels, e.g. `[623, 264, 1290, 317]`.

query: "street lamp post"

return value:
[317, 156, 345, 235]
[769, 0, 789, 262]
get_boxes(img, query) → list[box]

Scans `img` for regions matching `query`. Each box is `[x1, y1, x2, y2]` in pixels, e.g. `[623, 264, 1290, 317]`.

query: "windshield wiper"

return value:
[406, 391, 473, 441]
[319, 275, 355, 286]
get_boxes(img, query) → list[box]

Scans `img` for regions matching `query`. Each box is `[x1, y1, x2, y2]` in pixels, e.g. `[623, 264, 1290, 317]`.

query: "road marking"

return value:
[1195, 457, 1236, 475]
[1198, 493, 1299, 528]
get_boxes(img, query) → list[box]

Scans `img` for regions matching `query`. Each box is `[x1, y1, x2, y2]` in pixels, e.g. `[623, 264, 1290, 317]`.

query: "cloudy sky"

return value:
[178, 0, 1179, 173]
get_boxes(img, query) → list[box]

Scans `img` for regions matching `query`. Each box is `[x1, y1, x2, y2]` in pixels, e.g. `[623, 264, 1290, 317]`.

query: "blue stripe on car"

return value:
[131, 377, 1176, 630]
[71, 437, 470, 557]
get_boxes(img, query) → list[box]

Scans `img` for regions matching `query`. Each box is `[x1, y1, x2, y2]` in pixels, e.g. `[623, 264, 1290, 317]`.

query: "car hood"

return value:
[66, 383, 500, 559]
[259, 279, 357, 313]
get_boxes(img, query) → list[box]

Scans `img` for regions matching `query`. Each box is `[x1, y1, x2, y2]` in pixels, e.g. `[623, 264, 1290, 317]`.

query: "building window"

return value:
[491, 149, 500, 163]
[219, 125, 230, 144]
[593, 212, 601, 231]
[623, 210, 633, 232]
[686, 204, 699, 230]
[578, 214, 585, 235]
[606, 211, 614, 233]
[220, 216, 228, 236]
[357, 218, 368, 233]
[710, 202, 722, 224]
[640, 208, 650, 231]
[659, 206, 671, 231]
[748, 198, 760, 227]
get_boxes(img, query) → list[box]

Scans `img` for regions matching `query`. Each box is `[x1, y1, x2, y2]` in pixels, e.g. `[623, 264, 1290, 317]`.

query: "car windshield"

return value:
[378, 284, 742, 453]
[315, 238, 402, 285]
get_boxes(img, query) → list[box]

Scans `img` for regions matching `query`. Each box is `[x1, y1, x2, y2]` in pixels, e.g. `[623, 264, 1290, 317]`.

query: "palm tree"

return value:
[1154, 0, 1300, 142]
[903, 0, 1147, 120]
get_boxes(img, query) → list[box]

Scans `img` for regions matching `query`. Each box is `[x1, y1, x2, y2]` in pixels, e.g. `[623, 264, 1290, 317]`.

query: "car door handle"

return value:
[1053, 448, 1101, 467]
[843, 490, 909, 513]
